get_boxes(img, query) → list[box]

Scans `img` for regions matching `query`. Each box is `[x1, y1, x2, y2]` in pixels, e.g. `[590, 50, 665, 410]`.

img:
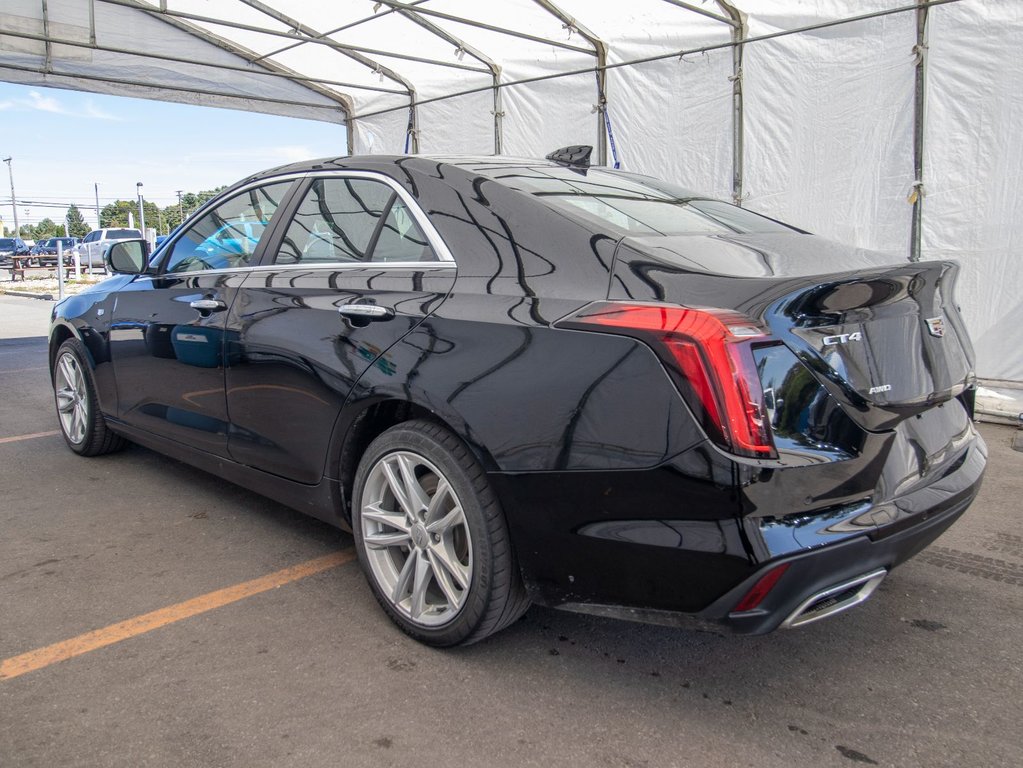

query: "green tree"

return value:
[66, 204, 91, 238]
[100, 199, 161, 230]
[26, 218, 62, 240]
[100, 200, 136, 228]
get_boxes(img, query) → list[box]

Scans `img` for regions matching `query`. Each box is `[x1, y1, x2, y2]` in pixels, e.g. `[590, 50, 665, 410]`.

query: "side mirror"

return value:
[106, 239, 149, 274]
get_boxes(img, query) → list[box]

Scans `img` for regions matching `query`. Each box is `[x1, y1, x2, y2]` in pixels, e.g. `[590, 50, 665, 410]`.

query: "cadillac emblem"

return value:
[925, 316, 946, 337]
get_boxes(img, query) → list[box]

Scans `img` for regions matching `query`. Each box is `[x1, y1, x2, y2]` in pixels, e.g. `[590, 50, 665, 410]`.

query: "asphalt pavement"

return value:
[1, 293, 1020, 768]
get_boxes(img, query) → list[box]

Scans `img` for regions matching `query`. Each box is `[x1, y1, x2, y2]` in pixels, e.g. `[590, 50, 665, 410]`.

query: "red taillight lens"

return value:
[557, 302, 777, 458]
[732, 563, 790, 612]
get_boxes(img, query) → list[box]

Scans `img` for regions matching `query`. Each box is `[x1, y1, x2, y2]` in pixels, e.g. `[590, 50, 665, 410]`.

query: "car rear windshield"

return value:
[0, 239, 16, 248]
[492, 167, 796, 236]
[108, 229, 141, 238]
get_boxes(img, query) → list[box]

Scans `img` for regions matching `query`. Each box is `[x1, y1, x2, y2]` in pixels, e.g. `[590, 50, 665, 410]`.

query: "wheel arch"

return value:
[330, 395, 499, 526]
[48, 321, 82, 380]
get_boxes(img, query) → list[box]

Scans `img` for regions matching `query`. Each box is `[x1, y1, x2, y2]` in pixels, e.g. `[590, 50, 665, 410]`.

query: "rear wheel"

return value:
[53, 338, 126, 456]
[352, 420, 529, 646]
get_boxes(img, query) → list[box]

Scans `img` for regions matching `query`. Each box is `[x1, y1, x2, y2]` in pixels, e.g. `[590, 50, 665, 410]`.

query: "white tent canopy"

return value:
[1, 0, 1019, 398]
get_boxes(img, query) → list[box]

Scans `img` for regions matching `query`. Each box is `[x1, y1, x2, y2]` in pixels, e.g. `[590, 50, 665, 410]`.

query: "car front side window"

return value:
[164, 181, 292, 273]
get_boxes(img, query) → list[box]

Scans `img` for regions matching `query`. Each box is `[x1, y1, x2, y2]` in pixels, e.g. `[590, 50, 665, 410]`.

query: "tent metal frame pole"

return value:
[143, 10, 354, 119]
[236, 0, 417, 151]
[88, 0, 97, 45]
[0, 29, 405, 95]
[662, 0, 738, 27]
[352, 1, 960, 122]
[391, 7, 505, 155]
[910, 0, 929, 262]
[96, 0, 489, 74]
[40, 0, 52, 73]
[250, 0, 431, 64]
[0, 61, 346, 115]
[374, 1, 597, 57]
[716, 2, 747, 206]
[532, 0, 607, 165]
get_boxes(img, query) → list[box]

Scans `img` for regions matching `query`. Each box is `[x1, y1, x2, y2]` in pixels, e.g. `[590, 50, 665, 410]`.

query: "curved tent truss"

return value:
[2, 0, 1021, 398]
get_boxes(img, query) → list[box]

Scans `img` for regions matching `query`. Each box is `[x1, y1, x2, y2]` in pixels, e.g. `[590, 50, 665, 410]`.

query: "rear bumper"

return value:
[497, 422, 985, 634]
[702, 487, 974, 634]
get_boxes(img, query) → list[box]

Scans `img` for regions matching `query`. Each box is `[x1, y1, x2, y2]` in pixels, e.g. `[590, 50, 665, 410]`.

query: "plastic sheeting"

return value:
[1, 0, 1019, 385]
[925, 1, 1023, 385]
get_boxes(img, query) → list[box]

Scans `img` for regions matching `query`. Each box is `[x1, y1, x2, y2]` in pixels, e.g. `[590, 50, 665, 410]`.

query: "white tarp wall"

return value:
[926, 1, 1022, 387]
[1, 0, 1019, 388]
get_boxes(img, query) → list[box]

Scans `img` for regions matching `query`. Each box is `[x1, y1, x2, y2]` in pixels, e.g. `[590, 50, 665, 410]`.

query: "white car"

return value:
[76, 228, 143, 269]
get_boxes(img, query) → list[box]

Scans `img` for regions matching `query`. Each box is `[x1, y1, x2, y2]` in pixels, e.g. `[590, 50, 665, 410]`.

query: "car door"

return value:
[107, 179, 297, 456]
[223, 172, 456, 483]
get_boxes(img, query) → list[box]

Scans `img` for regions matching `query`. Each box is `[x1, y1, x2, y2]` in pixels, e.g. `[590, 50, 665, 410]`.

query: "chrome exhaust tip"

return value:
[781, 569, 888, 629]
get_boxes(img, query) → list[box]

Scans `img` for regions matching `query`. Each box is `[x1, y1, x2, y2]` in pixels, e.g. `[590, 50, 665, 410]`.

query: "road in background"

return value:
[1, 294, 1020, 768]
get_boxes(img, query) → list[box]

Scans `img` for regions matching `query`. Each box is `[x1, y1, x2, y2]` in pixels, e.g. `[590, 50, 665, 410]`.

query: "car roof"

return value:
[233, 154, 646, 189]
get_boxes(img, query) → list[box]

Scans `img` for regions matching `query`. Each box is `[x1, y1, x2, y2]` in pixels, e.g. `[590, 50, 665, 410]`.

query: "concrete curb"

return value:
[0, 289, 55, 301]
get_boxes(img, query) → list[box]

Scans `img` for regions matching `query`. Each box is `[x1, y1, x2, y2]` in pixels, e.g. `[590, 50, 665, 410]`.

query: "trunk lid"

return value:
[609, 232, 976, 431]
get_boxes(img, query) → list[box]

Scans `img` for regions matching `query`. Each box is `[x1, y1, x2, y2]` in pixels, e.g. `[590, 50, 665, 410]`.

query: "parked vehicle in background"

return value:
[34, 237, 82, 267]
[48, 149, 986, 647]
[0, 237, 30, 265]
[75, 228, 142, 269]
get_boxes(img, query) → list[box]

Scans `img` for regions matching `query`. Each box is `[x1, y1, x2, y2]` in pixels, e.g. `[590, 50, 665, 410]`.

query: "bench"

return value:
[9, 255, 29, 281]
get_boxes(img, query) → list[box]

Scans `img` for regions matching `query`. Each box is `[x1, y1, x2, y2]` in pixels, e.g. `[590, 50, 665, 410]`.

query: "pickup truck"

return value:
[75, 228, 143, 269]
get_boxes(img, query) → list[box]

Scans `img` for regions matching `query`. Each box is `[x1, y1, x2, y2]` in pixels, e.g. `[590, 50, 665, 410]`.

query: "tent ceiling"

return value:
[1, 0, 929, 156]
[5, 1, 1021, 389]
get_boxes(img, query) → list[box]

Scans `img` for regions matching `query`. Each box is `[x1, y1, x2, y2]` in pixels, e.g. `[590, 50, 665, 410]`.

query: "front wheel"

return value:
[53, 338, 126, 456]
[352, 420, 529, 646]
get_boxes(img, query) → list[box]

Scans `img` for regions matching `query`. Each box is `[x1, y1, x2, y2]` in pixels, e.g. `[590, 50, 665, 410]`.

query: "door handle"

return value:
[190, 298, 227, 313]
[338, 304, 395, 321]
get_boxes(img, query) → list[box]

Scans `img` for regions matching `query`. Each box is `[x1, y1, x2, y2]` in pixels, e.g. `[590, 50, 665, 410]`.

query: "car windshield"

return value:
[492, 167, 796, 237]
[0, 239, 16, 248]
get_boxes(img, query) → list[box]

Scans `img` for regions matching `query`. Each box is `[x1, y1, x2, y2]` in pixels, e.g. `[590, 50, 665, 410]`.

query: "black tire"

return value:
[52, 338, 127, 456]
[352, 419, 529, 647]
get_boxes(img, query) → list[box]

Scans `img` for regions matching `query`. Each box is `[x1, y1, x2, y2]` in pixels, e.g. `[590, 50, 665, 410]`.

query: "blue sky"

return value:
[0, 82, 347, 232]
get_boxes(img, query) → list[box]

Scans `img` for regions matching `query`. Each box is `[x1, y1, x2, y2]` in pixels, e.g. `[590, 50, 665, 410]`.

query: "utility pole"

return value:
[94, 182, 101, 229]
[176, 190, 184, 227]
[3, 157, 18, 238]
[136, 182, 146, 236]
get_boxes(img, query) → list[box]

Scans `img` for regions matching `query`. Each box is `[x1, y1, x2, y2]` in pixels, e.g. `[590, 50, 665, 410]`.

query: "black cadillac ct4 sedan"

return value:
[49, 148, 986, 646]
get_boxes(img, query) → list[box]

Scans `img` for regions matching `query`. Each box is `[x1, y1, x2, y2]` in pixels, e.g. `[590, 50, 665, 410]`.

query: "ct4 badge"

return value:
[822, 331, 862, 346]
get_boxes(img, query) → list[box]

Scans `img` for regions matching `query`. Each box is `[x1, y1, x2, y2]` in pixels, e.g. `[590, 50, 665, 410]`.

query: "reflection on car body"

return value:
[48, 148, 985, 647]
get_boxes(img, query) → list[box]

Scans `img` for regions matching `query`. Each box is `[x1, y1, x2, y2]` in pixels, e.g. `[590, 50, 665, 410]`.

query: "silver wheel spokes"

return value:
[55, 352, 88, 445]
[362, 451, 472, 627]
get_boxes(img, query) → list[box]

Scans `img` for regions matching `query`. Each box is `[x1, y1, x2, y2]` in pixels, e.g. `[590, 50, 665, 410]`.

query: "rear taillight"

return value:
[732, 563, 791, 612]
[557, 302, 777, 459]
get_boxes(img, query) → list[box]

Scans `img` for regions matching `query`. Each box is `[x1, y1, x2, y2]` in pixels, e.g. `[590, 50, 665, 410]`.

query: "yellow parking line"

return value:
[0, 550, 355, 682]
[0, 430, 60, 445]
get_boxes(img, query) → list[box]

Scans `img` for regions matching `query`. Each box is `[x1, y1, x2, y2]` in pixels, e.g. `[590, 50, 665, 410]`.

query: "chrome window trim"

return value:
[154, 169, 456, 276]
[132, 261, 456, 281]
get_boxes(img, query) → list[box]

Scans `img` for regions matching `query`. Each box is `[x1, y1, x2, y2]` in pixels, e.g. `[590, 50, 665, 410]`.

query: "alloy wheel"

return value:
[360, 450, 473, 627]
[55, 351, 89, 445]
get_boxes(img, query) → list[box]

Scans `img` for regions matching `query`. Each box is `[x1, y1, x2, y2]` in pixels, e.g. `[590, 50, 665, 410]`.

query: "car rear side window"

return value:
[275, 177, 435, 265]
[499, 170, 795, 236]
[164, 182, 292, 273]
